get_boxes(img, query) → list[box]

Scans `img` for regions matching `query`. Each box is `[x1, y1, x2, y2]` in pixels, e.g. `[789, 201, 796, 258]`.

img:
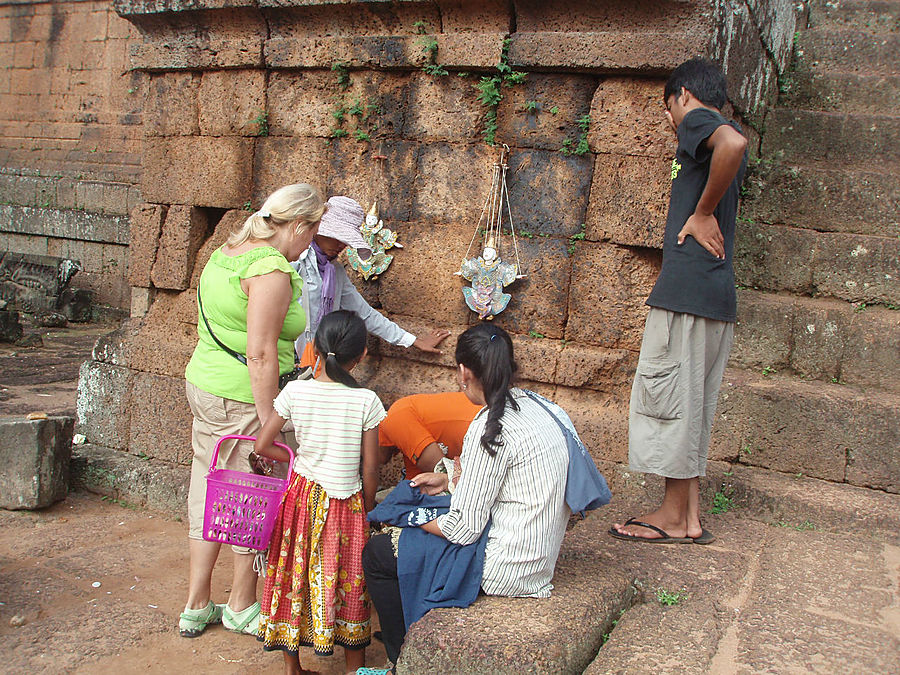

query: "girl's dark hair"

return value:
[314, 310, 367, 388]
[454, 323, 518, 455]
[664, 57, 728, 110]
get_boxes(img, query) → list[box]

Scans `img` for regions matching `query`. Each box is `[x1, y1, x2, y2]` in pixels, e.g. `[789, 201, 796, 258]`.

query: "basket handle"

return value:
[209, 434, 295, 485]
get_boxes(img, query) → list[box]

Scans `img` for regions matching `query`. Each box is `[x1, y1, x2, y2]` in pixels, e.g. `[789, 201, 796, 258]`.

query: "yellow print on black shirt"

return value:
[670, 158, 682, 181]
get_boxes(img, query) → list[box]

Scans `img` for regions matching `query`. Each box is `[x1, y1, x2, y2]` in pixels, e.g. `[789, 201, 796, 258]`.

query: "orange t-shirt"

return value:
[378, 392, 482, 478]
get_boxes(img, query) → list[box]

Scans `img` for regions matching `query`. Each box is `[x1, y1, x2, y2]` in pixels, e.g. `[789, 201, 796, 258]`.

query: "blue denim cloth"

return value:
[368, 480, 489, 627]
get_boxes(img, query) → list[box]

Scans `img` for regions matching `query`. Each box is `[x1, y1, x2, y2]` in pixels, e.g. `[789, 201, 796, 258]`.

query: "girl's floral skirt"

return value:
[258, 473, 370, 655]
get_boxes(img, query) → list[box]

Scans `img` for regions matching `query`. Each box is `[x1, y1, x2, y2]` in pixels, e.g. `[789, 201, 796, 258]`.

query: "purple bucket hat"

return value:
[318, 196, 372, 259]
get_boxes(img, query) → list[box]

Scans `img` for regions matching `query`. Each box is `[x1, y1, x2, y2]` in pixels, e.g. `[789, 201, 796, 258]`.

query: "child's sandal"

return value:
[178, 601, 224, 638]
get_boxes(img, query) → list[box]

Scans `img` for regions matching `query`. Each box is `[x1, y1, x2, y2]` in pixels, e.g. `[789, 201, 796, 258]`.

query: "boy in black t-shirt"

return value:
[610, 58, 748, 545]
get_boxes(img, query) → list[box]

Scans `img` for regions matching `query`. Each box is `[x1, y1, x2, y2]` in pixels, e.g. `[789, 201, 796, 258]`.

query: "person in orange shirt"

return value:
[378, 392, 482, 479]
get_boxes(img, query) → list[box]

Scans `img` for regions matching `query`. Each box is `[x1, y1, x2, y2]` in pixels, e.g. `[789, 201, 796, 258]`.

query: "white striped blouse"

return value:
[437, 388, 570, 598]
[273, 379, 386, 499]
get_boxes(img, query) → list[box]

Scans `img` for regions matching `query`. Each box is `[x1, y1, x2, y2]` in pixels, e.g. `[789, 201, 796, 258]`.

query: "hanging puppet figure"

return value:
[458, 238, 518, 320]
[457, 145, 526, 320]
[346, 201, 403, 280]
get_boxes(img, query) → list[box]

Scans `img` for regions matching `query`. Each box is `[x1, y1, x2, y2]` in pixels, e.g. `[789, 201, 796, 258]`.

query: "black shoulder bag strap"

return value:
[197, 290, 247, 365]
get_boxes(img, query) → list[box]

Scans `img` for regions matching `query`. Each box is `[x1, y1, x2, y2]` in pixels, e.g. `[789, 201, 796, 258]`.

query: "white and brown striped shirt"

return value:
[437, 389, 570, 598]
[273, 379, 386, 499]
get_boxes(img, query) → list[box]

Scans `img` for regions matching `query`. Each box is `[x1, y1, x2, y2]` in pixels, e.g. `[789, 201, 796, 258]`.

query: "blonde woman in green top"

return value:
[180, 184, 325, 639]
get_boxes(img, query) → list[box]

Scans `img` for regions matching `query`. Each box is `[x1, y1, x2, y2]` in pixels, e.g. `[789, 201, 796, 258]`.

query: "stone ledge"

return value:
[603, 459, 900, 544]
[507, 31, 700, 73]
[266, 33, 504, 71]
[718, 369, 900, 493]
[396, 529, 636, 674]
[731, 289, 900, 395]
[706, 462, 900, 543]
[0, 205, 130, 245]
[740, 163, 900, 238]
[70, 442, 189, 516]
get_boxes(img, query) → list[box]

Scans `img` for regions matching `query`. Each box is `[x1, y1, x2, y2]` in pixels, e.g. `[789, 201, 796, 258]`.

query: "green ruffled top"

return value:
[185, 246, 305, 404]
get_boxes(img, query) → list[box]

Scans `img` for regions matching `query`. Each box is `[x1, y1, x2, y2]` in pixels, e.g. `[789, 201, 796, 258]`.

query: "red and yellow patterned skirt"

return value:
[259, 473, 371, 655]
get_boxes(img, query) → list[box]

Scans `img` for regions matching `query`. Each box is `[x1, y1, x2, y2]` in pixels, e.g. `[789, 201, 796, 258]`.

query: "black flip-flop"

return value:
[692, 527, 716, 545]
[608, 518, 693, 544]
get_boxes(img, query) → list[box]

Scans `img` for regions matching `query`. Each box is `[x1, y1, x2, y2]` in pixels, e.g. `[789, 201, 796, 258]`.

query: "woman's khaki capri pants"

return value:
[185, 381, 294, 553]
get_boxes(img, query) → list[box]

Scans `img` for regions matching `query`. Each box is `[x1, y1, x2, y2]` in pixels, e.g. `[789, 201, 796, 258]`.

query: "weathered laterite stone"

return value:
[0, 415, 74, 510]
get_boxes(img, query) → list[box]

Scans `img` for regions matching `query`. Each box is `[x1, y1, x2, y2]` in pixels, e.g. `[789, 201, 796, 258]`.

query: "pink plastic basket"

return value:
[202, 434, 294, 551]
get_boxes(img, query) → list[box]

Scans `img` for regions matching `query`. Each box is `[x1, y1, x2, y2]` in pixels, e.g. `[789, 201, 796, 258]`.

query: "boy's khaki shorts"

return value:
[628, 308, 734, 479]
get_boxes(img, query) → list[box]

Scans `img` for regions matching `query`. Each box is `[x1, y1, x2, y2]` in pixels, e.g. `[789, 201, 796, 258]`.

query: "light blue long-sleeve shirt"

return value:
[291, 247, 416, 356]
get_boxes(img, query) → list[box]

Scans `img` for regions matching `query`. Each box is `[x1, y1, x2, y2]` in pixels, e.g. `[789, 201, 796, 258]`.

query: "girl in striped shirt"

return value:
[254, 310, 386, 675]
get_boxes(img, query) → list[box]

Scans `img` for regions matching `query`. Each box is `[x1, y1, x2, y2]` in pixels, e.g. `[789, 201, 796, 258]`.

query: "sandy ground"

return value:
[1, 321, 390, 673]
[0, 491, 389, 674]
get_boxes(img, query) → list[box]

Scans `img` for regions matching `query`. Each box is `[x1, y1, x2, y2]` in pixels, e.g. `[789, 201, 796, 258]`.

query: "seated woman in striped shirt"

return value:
[360, 323, 570, 671]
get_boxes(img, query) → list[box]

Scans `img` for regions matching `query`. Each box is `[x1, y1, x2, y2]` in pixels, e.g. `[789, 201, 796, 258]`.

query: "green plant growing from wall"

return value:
[567, 223, 586, 255]
[575, 114, 591, 155]
[332, 61, 351, 90]
[561, 114, 591, 156]
[250, 109, 269, 137]
[474, 37, 528, 146]
[418, 34, 449, 76]
[328, 72, 381, 143]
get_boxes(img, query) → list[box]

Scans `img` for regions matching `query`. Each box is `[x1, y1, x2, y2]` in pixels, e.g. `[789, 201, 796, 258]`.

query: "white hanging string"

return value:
[461, 144, 526, 277]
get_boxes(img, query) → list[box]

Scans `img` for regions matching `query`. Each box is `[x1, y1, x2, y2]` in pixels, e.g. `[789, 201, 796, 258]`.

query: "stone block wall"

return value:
[0, 0, 144, 309]
[70, 0, 800, 476]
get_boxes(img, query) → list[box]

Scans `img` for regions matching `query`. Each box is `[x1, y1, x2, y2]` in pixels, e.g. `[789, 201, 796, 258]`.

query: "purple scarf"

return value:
[312, 241, 336, 324]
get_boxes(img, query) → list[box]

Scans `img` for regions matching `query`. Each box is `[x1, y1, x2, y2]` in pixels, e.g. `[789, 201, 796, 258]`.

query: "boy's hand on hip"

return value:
[678, 212, 725, 259]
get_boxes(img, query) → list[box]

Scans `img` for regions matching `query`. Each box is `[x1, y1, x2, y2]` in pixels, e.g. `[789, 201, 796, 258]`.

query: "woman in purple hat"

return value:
[292, 196, 450, 369]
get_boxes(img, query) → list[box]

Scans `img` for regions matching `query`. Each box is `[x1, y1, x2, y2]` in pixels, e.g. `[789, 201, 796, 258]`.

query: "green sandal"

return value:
[222, 601, 261, 635]
[178, 601, 223, 638]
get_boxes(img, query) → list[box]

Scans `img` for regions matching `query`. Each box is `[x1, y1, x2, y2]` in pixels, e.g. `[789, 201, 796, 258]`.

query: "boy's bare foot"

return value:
[609, 513, 692, 543]
[612, 510, 687, 538]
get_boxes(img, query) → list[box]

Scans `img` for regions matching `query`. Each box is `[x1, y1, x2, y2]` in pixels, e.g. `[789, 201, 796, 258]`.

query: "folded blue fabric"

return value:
[368, 480, 489, 627]
[524, 390, 612, 516]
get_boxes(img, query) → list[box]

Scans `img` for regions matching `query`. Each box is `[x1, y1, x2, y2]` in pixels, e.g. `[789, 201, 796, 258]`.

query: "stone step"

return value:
[740, 162, 900, 238]
[715, 368, 900, 493]
[782, 69, 900, 115]
[602, 460, 900, 542]
[401, 461, 900, 674]
[70, 443, 189, 516]
[585, 494, 899, 673]
[808, 0, 900, 33]
[797, 26, 900, 75]
[703, 462, 900, 542]
[730, 289, 900, 395]
[734, 222, 900, 306]
[761, 109, 900, 170]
